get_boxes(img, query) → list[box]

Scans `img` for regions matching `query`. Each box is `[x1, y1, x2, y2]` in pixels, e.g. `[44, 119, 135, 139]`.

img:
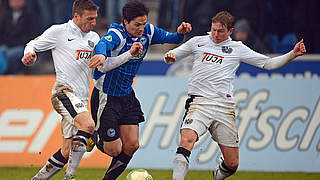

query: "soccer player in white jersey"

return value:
[164, 11, 306, 180]
[21, 1, 99, 179]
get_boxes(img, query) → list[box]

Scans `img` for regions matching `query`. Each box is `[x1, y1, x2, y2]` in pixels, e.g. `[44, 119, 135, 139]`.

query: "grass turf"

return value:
[1, 167, 319, 180]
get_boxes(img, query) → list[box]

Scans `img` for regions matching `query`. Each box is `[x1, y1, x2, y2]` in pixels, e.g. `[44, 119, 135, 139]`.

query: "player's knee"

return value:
[123, 141, 139, 155]
[86, 122, 95, 134]
[78, 121, 95, 134]
[104, 145, 121, 157]
[180, 135, 197, 147]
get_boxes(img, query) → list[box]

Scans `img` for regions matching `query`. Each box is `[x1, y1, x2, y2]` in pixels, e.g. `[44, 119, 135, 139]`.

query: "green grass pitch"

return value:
[1, 167, 319, 180]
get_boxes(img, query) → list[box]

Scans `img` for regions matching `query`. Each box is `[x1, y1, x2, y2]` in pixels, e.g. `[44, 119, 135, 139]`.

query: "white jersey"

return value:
[168, 35, 270, 106]
[24, 20, 100, 103]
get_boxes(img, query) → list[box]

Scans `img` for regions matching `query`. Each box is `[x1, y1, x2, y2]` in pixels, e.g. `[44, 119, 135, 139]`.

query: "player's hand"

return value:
[177, 22, 192, 34]
[88, 54, 106, 70]
[130, 42, 143, 57]
[293, 39, 306, 57]
[21, 52, 37, 66]
[164, 52, 176, 64]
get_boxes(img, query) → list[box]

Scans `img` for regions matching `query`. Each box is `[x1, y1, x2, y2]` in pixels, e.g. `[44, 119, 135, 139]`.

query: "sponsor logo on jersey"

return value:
[76, 50, 93, 61]
[105, 35, 112, 42]
[222, 46, 233, 54]
[201, 52, 224, 65]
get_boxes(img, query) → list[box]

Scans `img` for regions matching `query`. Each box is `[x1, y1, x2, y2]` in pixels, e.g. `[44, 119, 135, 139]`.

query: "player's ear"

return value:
[229, 28, 234, 35]
[123, 19, 129, 26]
[73, 12, 80, 19]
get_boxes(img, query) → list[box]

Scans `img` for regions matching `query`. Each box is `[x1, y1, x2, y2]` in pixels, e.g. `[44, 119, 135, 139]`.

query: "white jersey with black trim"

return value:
[24, 20, 100, 103]
[167, 35, 269, 106]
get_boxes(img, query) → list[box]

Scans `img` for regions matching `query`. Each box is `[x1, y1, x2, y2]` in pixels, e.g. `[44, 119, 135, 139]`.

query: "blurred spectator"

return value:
[232, 19, 270, 54]
[0, 0, 40, 74]
[0, 0, 8, 74]
[232, 0, 268, 38]
[105, 0, 129, 24]
[27, 0, 72, 30]
[182, 0, 233, 37]
[293, 0, 320, 54]
[158, 0, 183, 32]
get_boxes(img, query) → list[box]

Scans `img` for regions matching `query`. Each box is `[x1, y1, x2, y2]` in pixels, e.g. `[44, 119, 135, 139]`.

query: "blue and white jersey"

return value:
[93, 23, 185, 96]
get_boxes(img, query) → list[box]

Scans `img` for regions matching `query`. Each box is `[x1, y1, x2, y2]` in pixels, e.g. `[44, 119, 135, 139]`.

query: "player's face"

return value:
[211, 22, 233, 44]
[124, 15, 148, 37]
[75, 10, 98, 33]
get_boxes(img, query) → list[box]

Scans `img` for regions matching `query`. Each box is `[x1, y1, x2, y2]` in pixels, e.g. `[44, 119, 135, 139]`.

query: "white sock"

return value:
[173, 153, 189, 180]
[214, 168, 227, 180]
[64, 131, 89, 177]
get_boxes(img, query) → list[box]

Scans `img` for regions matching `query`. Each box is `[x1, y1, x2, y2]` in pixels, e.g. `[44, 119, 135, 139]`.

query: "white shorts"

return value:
[181, 96, 239, 147]
[51, 82, 88, 138]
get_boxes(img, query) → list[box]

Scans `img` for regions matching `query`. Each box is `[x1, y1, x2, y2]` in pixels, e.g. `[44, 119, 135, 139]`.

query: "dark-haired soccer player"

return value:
[86, 0, 191, 179]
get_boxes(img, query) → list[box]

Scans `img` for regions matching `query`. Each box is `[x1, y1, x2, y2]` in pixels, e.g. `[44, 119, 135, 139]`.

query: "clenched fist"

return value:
[22, 52, 37, 66]
[130, 42, 143, 57]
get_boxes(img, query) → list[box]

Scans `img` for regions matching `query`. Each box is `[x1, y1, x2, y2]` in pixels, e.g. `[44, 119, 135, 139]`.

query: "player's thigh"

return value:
[119, 125, 139, 146]
[209, 111, 239, 148]
[51, 83, 88, 137]
[119, 125, 139, 155]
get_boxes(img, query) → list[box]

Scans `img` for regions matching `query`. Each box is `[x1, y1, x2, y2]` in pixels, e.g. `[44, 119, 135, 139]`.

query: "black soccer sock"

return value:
[103, 151, 132, 180]
[50, 148, 68, 167]
[176, 147, 191, 163]
[219, 160, 237, 177]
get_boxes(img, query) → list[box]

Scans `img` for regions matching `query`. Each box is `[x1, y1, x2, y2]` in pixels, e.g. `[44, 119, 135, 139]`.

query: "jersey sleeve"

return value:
[24, 25, 60, 54]
[168, 37, 195, 60]
[94, 30, 121, 57]
[238, 42, 269, 68]
[150, 24, 185, 45]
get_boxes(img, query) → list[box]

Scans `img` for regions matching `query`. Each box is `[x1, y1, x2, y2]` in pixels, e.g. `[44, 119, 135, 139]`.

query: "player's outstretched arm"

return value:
[263, 39, 307, 70]
[89, 42, 143, 72]
[21, 52, 37, 66]
[177, 22, 192, 34]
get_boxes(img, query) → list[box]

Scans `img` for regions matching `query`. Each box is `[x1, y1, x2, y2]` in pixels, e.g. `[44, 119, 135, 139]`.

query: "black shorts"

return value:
[90, 87, 144, 142]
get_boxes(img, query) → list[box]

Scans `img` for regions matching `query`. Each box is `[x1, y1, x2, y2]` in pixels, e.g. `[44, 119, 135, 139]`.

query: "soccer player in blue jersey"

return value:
[86, 0, 191, 179]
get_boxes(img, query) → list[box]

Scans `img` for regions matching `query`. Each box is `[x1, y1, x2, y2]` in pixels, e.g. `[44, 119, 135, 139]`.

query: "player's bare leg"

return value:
[102, 125, 139, 180]
[213, 145, 238, 180]
[64, 112, 95, 179]
[173, 129, 197, 180]
[31, 138, 71, 180]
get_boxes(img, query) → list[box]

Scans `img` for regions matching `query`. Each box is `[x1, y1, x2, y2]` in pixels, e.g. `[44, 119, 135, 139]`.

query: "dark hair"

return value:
[73, 0, 99, 16]
[122, 0, 149, 23]
[212, 11, 234, 30]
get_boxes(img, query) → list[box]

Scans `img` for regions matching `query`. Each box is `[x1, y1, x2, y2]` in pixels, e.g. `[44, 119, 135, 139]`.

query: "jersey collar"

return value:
[69, 20, 87, 37]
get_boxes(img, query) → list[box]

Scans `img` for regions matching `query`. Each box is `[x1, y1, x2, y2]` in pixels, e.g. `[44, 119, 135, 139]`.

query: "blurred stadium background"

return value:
[0, 0, 319, 179]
